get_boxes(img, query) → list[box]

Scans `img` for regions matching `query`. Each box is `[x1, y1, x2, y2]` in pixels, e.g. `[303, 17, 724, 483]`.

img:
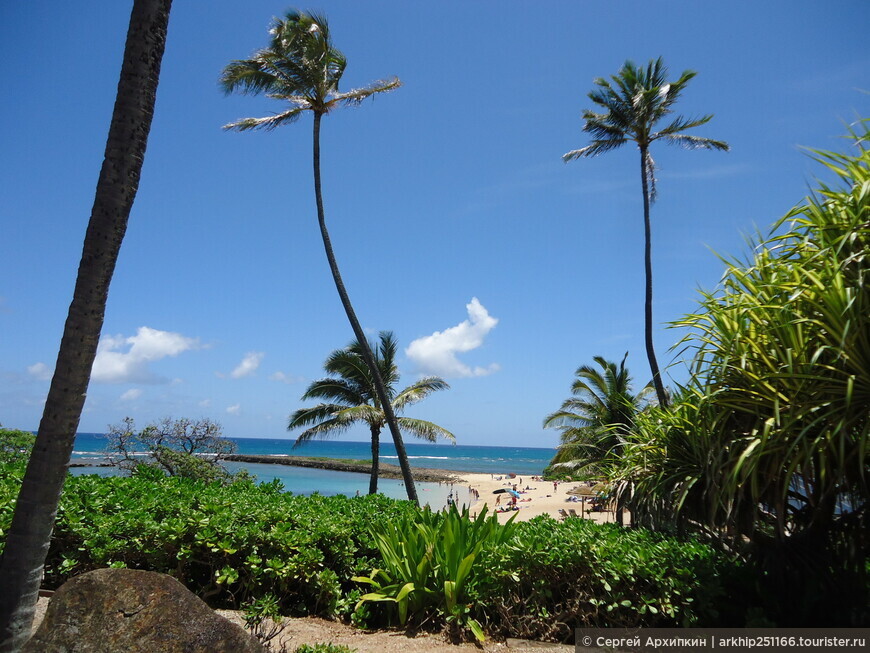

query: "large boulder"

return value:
[24, 568, 264, 653]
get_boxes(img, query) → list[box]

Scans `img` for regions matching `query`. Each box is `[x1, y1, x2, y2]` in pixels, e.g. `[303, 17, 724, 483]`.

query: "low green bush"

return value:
[472, 515, 744, 642]
[0, 468, 417, 614]
[1, 466, 747, 640]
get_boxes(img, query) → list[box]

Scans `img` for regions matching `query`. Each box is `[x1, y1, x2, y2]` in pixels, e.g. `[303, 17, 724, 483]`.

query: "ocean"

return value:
[70, 433, 555, 509]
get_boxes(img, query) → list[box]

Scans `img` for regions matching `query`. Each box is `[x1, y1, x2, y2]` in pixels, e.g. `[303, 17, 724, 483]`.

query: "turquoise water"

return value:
[69, 433, 555, 509]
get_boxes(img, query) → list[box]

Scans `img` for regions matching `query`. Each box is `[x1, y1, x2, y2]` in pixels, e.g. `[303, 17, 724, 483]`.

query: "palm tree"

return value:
[219, 10, 420, 503]
[543, 354, 650, 475]
[289, 332, 454, 495]
[0, 2, 173, 649]
[563, 58, 729, 407]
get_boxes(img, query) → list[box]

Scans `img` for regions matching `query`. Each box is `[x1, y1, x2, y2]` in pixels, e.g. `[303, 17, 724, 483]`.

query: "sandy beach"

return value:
[446, 472, 619, 524]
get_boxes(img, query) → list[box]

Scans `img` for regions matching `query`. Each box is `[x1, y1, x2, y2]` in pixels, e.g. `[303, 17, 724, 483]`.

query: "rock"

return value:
[24, 568, 264, 653]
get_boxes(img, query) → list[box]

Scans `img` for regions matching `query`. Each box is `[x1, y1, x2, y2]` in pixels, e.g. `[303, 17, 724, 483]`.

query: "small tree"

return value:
[106, 417, 239, 483]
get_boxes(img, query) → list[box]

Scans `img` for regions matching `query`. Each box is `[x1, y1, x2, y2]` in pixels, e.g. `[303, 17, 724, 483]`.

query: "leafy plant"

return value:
[609, 119, 870, 626]
[353, 504, 517, 641]
[0, 428, 35, 466]
[243, 593, 288, 652]
[294, 644, 356, 653]
[472, 515, 743, 642]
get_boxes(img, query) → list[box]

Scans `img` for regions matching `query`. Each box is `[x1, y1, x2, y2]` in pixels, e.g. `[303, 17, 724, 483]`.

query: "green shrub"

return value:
[0, 468, 417, 614]
[472, 515, 743, 642]
[0, 428, 35, 466]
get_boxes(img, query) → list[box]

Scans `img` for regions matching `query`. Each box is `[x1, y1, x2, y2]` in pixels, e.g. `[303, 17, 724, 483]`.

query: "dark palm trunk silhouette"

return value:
[640, 144, 668, 407]
[0, 2, 173, 649]
[369, 425, 381, 495]
[312, 113, 419, 504]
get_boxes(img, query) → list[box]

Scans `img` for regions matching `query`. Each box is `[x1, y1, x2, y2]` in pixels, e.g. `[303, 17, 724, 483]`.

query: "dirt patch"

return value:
[32, 597, 572, 652]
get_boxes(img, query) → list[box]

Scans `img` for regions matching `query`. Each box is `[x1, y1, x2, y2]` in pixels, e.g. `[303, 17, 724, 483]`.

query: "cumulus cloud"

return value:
[231, 352, 264, 379]
[91, 326, 201, 384]
[226, 403, 241, 415]
[120, 388, 142, 401]
[406, 297, 500, 378]
[27, 362, 53, 381]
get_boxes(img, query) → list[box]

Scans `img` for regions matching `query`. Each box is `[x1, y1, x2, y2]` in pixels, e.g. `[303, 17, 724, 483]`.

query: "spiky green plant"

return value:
[352, 505, 518, 641]
[610, 120, 869, 625]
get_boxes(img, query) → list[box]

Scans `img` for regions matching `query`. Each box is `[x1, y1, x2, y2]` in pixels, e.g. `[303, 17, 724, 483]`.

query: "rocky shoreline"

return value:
[223, 454, 465, 484]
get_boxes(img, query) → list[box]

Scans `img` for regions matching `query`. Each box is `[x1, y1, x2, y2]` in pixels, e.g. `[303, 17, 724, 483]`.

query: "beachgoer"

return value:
[553, 481, 558, 492]
[496, 495, 501, 505]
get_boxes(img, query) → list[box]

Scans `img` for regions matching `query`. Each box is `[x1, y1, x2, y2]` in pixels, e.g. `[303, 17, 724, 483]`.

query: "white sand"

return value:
[448, 473, 619, 524]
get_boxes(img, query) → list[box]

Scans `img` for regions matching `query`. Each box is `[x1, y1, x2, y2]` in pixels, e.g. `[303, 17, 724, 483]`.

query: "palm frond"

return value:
[300, 377, 366, 406]
[660, 133, 730, 151]
[652, 114, 713, 137]
[393, 377, 450, 411]
[222, 107, 305, 132]
[397, 417, 455, 443]
[331, 77, 402, 110]
[563, 139, 626, 161]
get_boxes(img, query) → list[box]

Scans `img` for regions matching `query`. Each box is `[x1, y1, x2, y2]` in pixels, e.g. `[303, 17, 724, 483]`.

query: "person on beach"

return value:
[553, 481, 558, 492]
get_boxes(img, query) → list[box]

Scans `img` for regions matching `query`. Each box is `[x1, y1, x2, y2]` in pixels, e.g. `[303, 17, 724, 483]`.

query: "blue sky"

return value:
[1, 1, 867, 447]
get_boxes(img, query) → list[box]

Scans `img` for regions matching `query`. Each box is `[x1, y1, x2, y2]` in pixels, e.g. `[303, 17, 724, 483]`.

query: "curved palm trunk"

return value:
[639, 145, 669, 408]
[0, 2, 172, 649]
[311, 113, 419, 505]
[369, 425, 380, 495]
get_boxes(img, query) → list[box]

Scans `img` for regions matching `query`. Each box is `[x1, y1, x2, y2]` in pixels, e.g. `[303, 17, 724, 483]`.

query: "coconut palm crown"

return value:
[220, 10, 420, 502]
[220, 10, 400, 129]
[289, 332, 454, 495]
[563, 58, 729, 407]
[544, 354, 651, 474]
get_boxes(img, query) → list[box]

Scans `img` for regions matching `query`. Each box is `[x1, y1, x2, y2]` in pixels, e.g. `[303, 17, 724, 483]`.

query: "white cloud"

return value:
[91, 326, 201, 384]
[27, 362, 53, 381]
[231, 352, 264, 379]
[269, 371, 302, 384]
[120, 388, 142, 401]
[199, 399, 211, 408]
[226, 403, 241, 415]
[405, 297, 500, 378]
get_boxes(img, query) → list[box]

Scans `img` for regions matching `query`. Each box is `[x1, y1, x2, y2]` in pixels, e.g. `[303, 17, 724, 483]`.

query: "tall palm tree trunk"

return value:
[0, 2, 172, 649]
[369, 425, 380, 495]
[311, 113, 419, 505]
[639, 145, 668, 408]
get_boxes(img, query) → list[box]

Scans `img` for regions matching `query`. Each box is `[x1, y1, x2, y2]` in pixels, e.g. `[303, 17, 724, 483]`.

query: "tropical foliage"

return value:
[0, 429, 35, 467]
[0, 468, 741, 639]
[221, 10, 420, 503]
[353, 505, 516, 642]
[564, 58, 729, 407]
[609, 121, 870, 626]
[288, 332, 454, 494]
[473, 516, 742, 641]
[543, 354, 651, 476]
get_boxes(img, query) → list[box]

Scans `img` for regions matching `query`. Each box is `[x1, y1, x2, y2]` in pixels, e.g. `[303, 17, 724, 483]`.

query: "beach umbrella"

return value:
[492, 488, 509, 494]
[507, 489, 521, 498]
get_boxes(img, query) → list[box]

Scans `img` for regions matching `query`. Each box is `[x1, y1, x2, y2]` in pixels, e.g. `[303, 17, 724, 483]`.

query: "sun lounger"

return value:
[568, 509, 580, 518]
[558, 508, 569, 520]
